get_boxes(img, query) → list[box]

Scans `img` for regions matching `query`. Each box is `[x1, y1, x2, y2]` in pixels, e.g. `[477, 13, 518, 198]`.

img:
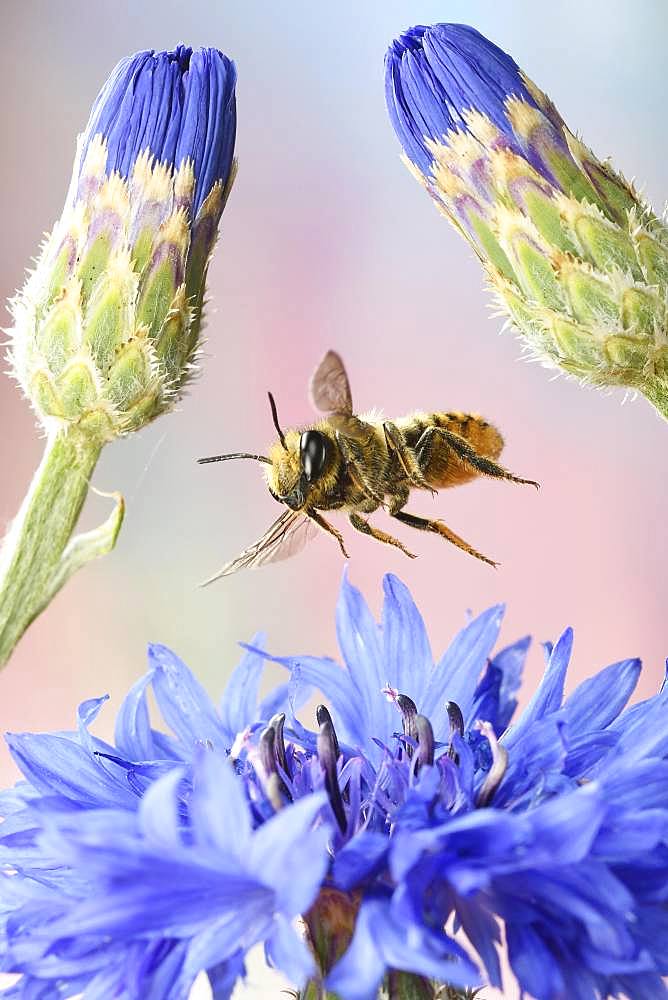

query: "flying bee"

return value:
[198, 350, 538, 582]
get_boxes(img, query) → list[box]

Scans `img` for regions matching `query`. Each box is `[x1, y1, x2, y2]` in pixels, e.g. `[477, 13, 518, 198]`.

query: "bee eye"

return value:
[300, 431, 328, 482]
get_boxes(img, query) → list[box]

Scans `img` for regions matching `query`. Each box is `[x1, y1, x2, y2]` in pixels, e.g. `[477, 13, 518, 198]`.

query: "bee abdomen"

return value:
[431, 411, 503, 460]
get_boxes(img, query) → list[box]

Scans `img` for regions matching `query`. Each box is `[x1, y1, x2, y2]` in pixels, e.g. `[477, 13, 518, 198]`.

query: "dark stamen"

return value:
[414, 714, 434, 772]
[397, 694, 418, 742]
[264, 773, 285, 812]
[269, 712, 290, 779]
[259, 724, 289, 806]
[317, 714, 346, 833]
[259, 725, 277, 776]
[475, 721, 509, 807]
[316, 705, 340, 760]
[446, 700, 464, 762]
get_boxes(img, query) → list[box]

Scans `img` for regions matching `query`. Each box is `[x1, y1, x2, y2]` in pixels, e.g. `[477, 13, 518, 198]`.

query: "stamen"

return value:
[475, 720, 509, 807]
[264, 773, 285, 812]
[396, 694, 418, 728]
[317, 713, 346, 833]
[446, 701, 464, 762]
[259, 724, 290, 805]
[268, 712, 290, 779]
[386, 690, 419, 757]
[316, 705, 340, 760]
[259, 725, 278, 778]
[414, 714, 434, 772]
[381, 683, 400, 703]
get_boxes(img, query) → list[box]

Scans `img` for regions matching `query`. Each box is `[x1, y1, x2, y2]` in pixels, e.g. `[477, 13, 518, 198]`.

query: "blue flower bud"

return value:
[386, 24, 537, 177]
[76, 45, 236, 218]
[11, 45, 237, 440]
[385, 23, 668, 423]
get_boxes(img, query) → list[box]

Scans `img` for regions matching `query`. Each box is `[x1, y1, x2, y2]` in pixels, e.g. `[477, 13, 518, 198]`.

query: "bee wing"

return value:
[309, 350, 353, 416]
[201, 510, 320, 584]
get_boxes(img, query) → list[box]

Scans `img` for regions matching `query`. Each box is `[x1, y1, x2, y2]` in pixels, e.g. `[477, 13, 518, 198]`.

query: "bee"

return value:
[198, 350, 537, 582]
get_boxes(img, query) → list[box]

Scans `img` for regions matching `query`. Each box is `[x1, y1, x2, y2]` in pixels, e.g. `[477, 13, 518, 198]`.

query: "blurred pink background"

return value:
[1, 2, 667, 994]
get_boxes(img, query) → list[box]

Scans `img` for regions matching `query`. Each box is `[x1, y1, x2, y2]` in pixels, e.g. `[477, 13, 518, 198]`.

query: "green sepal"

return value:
[469, 214, 516, 283]
[621, 287, 663, 337]
[583, 160, 639, 228]
[130, 227, 154, 276]
[520, 187, 577, 254]
[604, 335, 649, 375]
[56, 361, 99, 420]
[560, 264, 618, 326]
[30, 370, 64, 418]
[635, 232, 668, 286]
[574, 215, 642, 278]
[106, 335, 153, 410]
[154, 290, 190, 385]
[77, 233, 112, 304]
[184, 182, 224, 350]
[137, 254, 182, 339]
[509, 234, 564, 310]
[36, 293, 81, 375]
[539, 142, 599, 208]
[550, 317, 603, 370]
[44, 238, 76, 311]
[122, 392, 161, 432]
[83, 280, 128, 373]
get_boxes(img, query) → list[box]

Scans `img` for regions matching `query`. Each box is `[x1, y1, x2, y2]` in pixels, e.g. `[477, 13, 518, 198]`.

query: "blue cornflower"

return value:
[2, 575, 668, 1000]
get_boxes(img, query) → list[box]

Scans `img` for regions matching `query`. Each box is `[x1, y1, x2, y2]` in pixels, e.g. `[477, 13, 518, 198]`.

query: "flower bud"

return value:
[10, 45, 236, 440]
[385, 24, 668, 421]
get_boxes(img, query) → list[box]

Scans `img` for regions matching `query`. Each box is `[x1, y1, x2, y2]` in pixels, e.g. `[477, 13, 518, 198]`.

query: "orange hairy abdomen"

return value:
[397, 411, 503, 490]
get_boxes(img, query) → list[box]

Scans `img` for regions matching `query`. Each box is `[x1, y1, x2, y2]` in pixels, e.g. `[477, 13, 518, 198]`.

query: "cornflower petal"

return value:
[563, 658, 641, 734]
[217, 635, 266, 740]
[114, 672, 156, 762]
[5, 732, 136, 809]
[148, 644, 226, 753]
[503, 627, 572, 750]
[423, 604, 505, 729]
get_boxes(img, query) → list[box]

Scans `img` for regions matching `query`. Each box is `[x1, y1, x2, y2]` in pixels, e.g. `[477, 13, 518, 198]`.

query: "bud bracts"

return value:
[10, 45, 236, 439]
[386, 24, 668, 418]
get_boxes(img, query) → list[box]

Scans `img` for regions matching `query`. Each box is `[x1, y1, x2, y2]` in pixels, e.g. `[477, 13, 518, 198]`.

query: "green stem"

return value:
[0, 425, 104, 667]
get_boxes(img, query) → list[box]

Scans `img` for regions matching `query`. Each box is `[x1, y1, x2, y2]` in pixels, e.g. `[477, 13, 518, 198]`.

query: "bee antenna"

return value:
[267, 391, 288, 451]
[197, 453, 272, 465]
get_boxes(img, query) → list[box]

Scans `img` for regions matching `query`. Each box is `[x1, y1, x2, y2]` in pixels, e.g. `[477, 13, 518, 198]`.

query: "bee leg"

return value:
[383, 421, 436, 494]
[348, 512, 416, 559]
[391, 510, 498, 567]
[336, 431, 386, 506]
[308, 510, 349, 559]
[416, 427, 539, 488]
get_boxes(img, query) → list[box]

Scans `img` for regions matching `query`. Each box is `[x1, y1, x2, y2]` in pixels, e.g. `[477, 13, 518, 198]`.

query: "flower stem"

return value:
[0, 423, 116, 667]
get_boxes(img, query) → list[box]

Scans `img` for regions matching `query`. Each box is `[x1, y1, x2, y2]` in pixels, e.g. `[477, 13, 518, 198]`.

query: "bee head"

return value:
[266, 428, 333, 510]
[264, 393, 333, 511]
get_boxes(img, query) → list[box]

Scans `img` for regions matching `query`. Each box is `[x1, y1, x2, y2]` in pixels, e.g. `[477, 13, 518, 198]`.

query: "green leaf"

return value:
[35, 489, 125, 615]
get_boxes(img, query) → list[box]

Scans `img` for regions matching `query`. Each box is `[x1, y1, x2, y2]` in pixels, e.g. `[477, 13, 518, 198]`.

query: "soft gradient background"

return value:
[1, 2, 667, 997]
